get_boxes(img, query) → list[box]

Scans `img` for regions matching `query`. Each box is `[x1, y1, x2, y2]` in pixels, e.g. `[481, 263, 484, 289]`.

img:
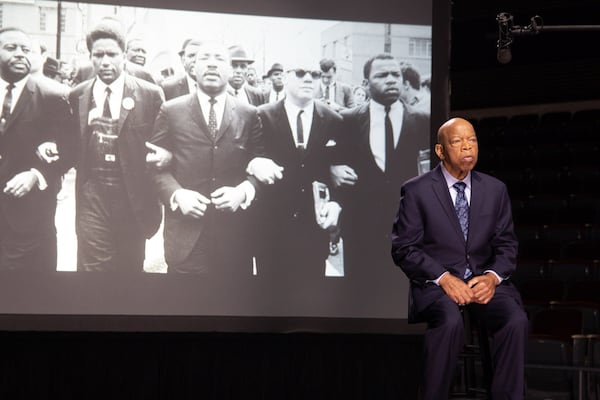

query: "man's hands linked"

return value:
[330, 164, 357, 187]
[174, 189, 211, 218]
[440, 273, 498, 305]
[246, 157, 284, 185]
[4, 171, 39, 198]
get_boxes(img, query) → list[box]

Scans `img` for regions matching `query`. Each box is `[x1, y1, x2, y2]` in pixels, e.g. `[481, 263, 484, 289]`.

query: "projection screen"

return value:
[0, 0, 448, 332]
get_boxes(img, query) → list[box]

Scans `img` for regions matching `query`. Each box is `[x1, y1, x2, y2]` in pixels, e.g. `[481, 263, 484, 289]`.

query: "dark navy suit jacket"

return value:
[391, 164, 520, 321]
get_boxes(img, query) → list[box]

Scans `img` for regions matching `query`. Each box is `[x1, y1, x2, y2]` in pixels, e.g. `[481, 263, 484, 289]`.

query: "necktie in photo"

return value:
[296, 110, 305, 150]
[102, 87, 112, 119]
[208, 97, 218, 138]
[0, 83, 15, 133]
[453, 181, 472, 278]
[384, 105, 394, 173]
[324, 85, 330, 101]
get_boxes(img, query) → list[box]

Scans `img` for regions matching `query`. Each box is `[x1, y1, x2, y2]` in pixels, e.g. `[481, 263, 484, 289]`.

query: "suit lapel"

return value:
[4, 77, 34, 134]
[118, 76, 135, 135]
[78, 80, 94, 139]
[305, 102, 325, 154]
[356, 102, 379, 169]
[275, 101, 299, 153]
[334, 84, 343, 106]
[431, 165, 466, 242]
[188, 93, 209, 138]
[216, 95, 234, 142]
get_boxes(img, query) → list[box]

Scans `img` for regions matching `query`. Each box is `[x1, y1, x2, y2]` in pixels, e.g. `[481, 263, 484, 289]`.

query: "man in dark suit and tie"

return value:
[265, 63, 285, 103]
[151, 41, 264, 275]
[315, 58, 354, 112]
[254, 65, 342, 285]
[391, 117, 528, 399]
[160, 38, 202, 101]
[0, 27, 76, 271]
[227, 45, 267, 107]
[68, 21, 165, 272]
[332, 53, 429, 279]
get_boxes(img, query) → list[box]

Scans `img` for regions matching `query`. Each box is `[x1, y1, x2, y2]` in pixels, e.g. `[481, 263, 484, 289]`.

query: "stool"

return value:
[451, 306, 493, 398]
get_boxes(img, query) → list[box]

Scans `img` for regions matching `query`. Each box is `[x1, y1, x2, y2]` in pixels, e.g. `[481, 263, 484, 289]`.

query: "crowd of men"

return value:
[0, 19, 430, 285]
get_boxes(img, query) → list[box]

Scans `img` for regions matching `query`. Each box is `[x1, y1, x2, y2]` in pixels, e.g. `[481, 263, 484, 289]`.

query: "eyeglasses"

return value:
[288, 69, 322, 79]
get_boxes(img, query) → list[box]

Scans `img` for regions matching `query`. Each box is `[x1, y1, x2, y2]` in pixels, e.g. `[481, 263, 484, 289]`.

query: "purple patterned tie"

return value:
[454, 181, 471, 279]
[453, 182, 469, 239]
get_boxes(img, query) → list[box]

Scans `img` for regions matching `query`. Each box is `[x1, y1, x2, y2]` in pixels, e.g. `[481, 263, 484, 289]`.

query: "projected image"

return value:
[0, 0, 432, 320]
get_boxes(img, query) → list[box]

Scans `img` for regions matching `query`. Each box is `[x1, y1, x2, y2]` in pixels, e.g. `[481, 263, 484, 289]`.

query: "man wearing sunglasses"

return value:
[332, 53, 429, 284]
[253, 65, 342, 291]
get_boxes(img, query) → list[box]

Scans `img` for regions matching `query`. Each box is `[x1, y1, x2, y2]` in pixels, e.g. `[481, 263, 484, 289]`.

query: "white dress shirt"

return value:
[0, 76, 28, 114]
[320, 81, 336, 103]
[92, 74, 125, 119]
[284, 99, 314, 148]
[228, 83, 250, 104]
[268, 89, 285, 103]
[369, 99, 404, 172]
[197, 89, 226, 130]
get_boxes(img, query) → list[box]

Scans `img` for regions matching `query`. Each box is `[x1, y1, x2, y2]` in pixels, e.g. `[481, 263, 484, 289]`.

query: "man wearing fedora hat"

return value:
[160, 38, 203, 101]
[266, 62, 285, 103]
[227, 45, 267, 107]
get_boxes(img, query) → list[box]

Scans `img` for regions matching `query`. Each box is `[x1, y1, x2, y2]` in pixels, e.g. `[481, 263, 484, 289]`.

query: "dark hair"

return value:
[0, 27, 28, 39]
[86, 18, 126, 52]
[363, 53, 395, 79]
[401, 63, 421, 90]
[319, 58, 336, 73]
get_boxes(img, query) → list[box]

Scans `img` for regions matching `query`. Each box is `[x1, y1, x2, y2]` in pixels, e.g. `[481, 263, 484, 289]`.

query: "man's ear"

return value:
[435, 143, 444, 160]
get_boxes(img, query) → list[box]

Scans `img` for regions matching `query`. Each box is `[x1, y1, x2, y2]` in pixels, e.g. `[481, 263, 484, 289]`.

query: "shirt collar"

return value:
[1, 75, 28, 91]
[441, 163, 472, 190]
[369, 98, 402, 112]
[284, 98, 314, 118]
[94, 73, 125, 94]
[197, 88, 227, 105]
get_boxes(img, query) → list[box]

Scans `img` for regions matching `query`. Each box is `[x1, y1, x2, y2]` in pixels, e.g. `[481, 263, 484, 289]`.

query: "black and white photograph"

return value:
[0, 0, 432, 321]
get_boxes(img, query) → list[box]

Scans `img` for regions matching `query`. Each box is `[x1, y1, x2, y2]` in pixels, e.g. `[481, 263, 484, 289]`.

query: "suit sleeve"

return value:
[391, 182, 448, 283]
[344, 85, 355, 109]
[34, 88, 78, 182]
[245, 108, 265, 190]
[150, 105, 182, 205]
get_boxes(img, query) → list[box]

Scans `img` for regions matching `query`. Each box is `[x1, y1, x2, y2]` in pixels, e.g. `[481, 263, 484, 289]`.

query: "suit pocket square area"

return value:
[325, 139, 337, 147]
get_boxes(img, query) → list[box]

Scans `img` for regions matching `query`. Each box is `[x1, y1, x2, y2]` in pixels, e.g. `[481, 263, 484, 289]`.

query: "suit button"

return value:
[301, 188, 305, 193]
[293, 212, 299, 219]
[214, 146, 218, 149]
[300, 163, 305, 168]
[466, 254, 470, 260]
[211, 177, 216, 182]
